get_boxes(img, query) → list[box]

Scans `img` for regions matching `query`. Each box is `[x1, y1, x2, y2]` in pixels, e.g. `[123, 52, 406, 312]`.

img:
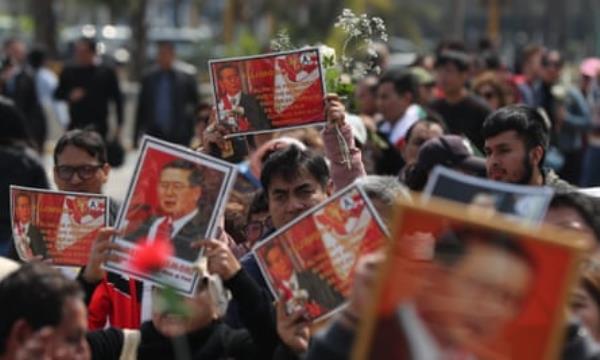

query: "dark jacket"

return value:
[134, 65, 198, 146]
[87, 319, 257, 360]
[238, 93, 270, 131]
[27, 224, 48, 258]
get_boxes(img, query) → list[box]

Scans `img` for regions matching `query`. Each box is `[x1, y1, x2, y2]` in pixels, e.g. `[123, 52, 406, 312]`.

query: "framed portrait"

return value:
[10, 185, 109, 266]
[105, 136, 237, 295]
[353, 195, 586, 360]
[209, 48, 326, 137]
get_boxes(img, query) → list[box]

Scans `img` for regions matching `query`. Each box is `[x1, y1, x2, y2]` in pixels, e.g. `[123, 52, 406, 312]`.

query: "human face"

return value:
[376, 81, 411, 122]
[51, 297, 90, 360]
[544, 205, 597, 248]
[54, 145, 109, 194]
[542, 53, 563, 84]
[422, 242, 532, 347]
[157, 44, 175, 70]
[15, 196, 32, 223]
[484, 130, 537, 185]
[157, 168, 202, 220]
[355, 80, 377, 115]
[401, 122, 444, 165]
[476, 85, 500, 110]
[74, 41, 94, 66]
[267, 168, 330, 229]
[436, 63, 467, 96]
[266, 246, 293, 281]
[218, 67, 242, 96]
[245, 212, 273, 246]
[571, 284, 600, 341]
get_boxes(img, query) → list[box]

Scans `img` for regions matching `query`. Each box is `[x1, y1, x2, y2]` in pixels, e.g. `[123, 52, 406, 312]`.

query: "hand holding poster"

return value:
[254, 185, 388, 322]
[209, 48, 326, 136]
[353, 196, 585, 360]
[105, 136, 237, 295]
[10, 186, 108, 266]
[423, 166, 554, 223]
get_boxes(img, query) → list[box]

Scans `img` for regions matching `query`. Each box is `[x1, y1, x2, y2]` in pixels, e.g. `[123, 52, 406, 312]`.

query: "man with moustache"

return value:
[482, 104, 573, 192]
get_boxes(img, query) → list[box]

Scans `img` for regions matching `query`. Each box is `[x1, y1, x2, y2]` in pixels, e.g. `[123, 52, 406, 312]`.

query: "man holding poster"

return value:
[216, 63, 270, 132]
[125, 159, 208, 262]
[13, 193, 47, 260]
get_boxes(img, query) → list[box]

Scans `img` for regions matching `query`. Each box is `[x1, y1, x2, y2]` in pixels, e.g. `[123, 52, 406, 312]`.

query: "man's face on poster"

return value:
[219, 66, 242, 96]
[157, 167, 202, 220]
[15, 195, 32, 223]
[422, 241, 533, 346]
[266, 246, 294, 282]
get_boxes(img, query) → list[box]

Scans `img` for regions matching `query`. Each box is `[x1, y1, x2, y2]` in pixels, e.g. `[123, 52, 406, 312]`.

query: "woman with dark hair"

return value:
[0, 96, 49, 257]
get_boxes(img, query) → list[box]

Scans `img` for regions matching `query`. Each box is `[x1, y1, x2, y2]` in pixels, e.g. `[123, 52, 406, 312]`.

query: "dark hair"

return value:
[378, 69, 418, 100]
[435, 49, 471, 72]
[77, 37, 96, 53]
[161, 159, 204, 187]
[0, 263, 83, 353]
[157, 40, 175, 51]
[434, 226, 534, 270]
[53, 129, 107, 165]
[481, 105, 549, 169]
[260, 145, 329, 193]
[405, 115, 447, 144]
[247, 190, 269, 223]
[542, 49, 564, 68]
[217, 63, 239, 79]
[15, 192, 31, 204]
[0, 96, 33, 147]
[28, 46, 47, 69]
[549, 192, 600, 244]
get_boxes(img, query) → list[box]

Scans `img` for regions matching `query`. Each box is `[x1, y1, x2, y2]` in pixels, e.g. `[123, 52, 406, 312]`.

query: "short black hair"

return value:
[435, 49, 471, 72]
[54, 129, 107, 165]
[549, 192, 600, 243]
[434, 226, 535, 270]
[161, 159, 204, 187]
[28, 46, 47, 69]
[0, 96, 33, 147]
[0, 263, 83, 354]
[378, 69, 418, 100]
[217, 63, 239, 79]
[481, 105, 550, 169]
[15, 192, 31, 204]
[405, 115, 447, 144]
[260, 145, 329, 193]
[247, 190, 269, 223]
[77, 37, 96, 53]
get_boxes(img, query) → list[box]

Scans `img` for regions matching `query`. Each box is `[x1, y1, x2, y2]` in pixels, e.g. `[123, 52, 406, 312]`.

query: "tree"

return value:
[29, 0, 58, 57]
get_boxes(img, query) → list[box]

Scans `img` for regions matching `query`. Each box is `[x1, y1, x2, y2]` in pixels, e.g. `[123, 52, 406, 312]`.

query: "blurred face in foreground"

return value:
[571, 283, 600, 342]
[420, 242, 532, 348]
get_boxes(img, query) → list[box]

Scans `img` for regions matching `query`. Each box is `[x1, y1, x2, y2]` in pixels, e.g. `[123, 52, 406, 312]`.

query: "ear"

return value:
[100, 163, 111, 185]
[529, 145, 544, 168]
[6, 319, 33, 351]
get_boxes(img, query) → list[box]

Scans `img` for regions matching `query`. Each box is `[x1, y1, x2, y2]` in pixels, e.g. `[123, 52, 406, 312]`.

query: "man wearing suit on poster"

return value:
[216, 63, 270, 132]
[134, 41, 199, 147]
[13, 193, 47, 260]
[125, 159, 208, 262]
[370, 227, 535, 359]
[263, 241, 344, 318]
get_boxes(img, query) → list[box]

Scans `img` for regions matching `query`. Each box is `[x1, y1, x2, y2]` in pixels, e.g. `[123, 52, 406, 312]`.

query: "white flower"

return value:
[319, 45, 337, 66]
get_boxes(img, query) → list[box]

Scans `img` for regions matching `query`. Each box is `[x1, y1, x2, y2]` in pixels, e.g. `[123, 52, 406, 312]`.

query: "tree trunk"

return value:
[30, 0, 58, 58]
[129, 0, 148, 82]
[447, 0, 467, 40]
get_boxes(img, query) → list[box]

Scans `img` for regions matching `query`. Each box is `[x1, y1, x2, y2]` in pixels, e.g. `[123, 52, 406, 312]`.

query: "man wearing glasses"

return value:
[124, 159, 208, 262]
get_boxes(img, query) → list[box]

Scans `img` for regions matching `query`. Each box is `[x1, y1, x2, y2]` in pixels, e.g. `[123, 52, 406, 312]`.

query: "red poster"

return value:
[10, 186, 108, 266]
[254, 185, 388, 322]
[209, 48, 326, 136]
[354, 197, 584, 360]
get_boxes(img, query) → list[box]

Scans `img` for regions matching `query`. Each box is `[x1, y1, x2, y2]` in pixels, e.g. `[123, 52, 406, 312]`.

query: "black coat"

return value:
[134, 66, 199, 146]
[238, 93, 270, 131]
[27, 224, 48, 259]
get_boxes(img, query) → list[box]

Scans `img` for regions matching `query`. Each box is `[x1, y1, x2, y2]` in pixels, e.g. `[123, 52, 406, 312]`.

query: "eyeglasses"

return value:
[55, 164, 103, 181]
[244, 217, 273, 244]
[479, 91, 497, 100]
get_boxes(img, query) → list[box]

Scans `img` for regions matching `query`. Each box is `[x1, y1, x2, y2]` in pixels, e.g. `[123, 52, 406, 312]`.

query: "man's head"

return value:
[355, 75, 379, 116]
[264, 242, 294, 282]
[217, 64, 242, 97]
[376, 69, 418, 123]
[354, 175, 411, 227]
[74, 37, 96, 66]
[420, 227, 534, 346]
[482, 105, 549, 185]
[156, 41, 175, 70]
[0, 263, 89, 359]
[3, 38, 26, 65]
[434, 50, 471, 96]
[545, 192, 600, 251]
[157, 160, 203, 220]
[261, 145, 331, 229]
[14, 194, 32, 224]
[53, 130, 110, 194]
[520, 44, 544, 80]
[401, 117, 446, 166]
[541, 50, 563, 85]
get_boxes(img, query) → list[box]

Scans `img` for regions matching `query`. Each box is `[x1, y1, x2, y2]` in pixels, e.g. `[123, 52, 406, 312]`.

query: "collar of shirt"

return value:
[283, 272, 299, 291]
[228, 93, 241, 107]
[148, 209, 199, 241]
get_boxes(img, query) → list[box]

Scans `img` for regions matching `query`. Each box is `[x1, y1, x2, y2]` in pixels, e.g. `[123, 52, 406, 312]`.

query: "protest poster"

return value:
[209, 47, 326, 136]
[423, 166, 554, 223]
[10, 186, 108, 266]
[353, 196, 585, 360]
[253, 184, 388, 322]
[105, 136, 237, 296]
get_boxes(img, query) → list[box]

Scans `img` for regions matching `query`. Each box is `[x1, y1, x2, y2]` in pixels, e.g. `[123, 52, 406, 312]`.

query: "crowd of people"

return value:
[2, 33, 600, 360]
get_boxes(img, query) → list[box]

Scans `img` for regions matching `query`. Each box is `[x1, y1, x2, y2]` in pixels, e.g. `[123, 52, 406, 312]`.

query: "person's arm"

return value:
[564, 88, 593, 130]
[322, 95, 366, 190]
[53, 68, 70, 101]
